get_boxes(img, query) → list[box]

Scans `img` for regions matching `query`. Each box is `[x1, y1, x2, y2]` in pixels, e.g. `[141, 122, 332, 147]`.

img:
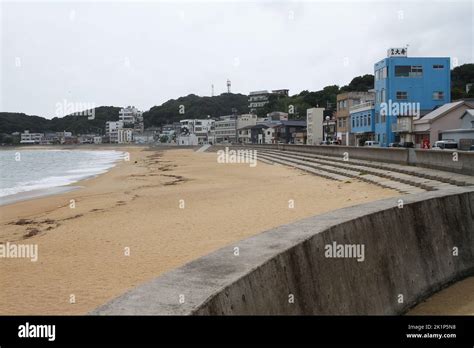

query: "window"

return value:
[411, 65, 423, 76]
[381, 114, 386, 123]
[396, 91, 408, 100]
[364, 115, 367, 127]
[382, 67, 388, 79]
[381, 89, 386, 103]
[352, 117, 355, 128]
[433, 91, 444, 100]
[433, 64, 444, 69]
[375, 70, 380, 80]
[395, 65, 423, 77]
[368, 114, 371, 126]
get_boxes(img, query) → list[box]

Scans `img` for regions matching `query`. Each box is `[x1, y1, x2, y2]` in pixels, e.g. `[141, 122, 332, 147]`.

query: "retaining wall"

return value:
[214, 144, 474, 175]
[92, 187, 474, 315]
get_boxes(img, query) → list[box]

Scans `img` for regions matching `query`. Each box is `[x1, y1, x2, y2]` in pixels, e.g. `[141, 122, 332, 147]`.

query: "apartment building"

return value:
[336, 91, 375, 145]
[105, 121, 124, 143]
[306, 107, 325, 145]
[20, 130, 43, 144]
[119, 106, 144, 133]
[214, 115, 237, 143]
[373, 48, 450, 146]
[350, 101, 376, 146]
[248, 89, 289, 113]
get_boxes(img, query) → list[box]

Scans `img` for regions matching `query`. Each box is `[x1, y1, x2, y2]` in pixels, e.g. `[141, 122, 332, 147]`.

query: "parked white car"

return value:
[364, 141, 380, 147]
[432, 140, 458, 150]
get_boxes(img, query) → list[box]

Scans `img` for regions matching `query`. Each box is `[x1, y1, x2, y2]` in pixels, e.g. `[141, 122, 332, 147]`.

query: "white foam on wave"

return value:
[0, 150, 125, 198]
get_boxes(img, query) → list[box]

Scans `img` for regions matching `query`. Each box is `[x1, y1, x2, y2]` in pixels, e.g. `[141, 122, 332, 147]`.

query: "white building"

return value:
[237, 114, 258, 129]
[105, 121, 124, 143]
[306, 108, 325, 145]
[215, 115, 237, 143]
[179, 119, 214, 144]
[177, 133, 198, 146]
[20, 130, 43, 144]
[264, 126, 276, 144]
[119, 106, 144, 132]
[117, 128, 133, 144]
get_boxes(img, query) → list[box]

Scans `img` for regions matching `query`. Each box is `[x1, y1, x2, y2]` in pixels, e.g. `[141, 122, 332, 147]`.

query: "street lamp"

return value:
[325, 116, 330, 142]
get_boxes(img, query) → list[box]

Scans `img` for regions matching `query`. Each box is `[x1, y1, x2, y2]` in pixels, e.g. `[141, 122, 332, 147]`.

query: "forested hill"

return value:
[0, 106, 121, 135]
[143, 93, 249, 127]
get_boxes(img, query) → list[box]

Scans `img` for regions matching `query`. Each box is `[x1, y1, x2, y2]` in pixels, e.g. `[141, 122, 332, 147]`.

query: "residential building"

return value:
[374, 48, 451, 146]
[214, 115, 237, 143]
[179, 119, 215, 144]
[440, 109, 474, 149]
[237, 113, 257, 129]
[306, 108, 325, 145]
[238, 126, 253, 144]
[267, 111, 289, 121]
[119, 106, 144, 133]
[248, 89, 289, 113]
[93, 136, 102, 144]
[336, 91, 375, 145]
[105, 121, 124, 143]
[322, 116, 337, 142]
[412, 100, 474, 147]
[78, 134, 97, 144]
[117, 128, 133, 144]
[20, 130, 43, 144]
[273, 120, 306, 144]
[349, 101, 376, 146]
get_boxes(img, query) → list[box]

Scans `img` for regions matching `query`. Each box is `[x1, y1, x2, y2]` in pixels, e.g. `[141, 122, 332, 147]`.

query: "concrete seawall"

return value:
[221, 144, 474, 175]
[92, 187, 474, 315]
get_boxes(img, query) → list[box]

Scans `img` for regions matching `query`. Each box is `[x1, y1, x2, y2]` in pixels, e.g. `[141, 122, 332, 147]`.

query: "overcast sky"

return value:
[1, 0, 473, 118]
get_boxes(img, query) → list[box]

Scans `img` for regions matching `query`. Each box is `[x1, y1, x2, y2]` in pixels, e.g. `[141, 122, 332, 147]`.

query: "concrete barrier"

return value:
[211, 144, 474, 175]
[92, 187, 474, 315]
[414, 149, 474, 175]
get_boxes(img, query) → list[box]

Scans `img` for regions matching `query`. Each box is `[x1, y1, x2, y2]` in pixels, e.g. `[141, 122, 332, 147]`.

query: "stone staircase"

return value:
[256, 148, 474, 195]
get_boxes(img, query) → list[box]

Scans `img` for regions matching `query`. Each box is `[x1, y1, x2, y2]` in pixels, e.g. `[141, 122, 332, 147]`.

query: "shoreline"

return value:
[0, 147, 136, 207]
[0, 186, 82, 207]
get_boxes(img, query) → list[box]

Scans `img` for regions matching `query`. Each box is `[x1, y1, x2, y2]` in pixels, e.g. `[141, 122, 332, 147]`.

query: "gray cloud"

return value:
[1, 0, 472, 118]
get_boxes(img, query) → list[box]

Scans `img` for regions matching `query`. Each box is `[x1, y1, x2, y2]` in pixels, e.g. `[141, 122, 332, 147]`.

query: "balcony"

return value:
[349, 101, 375, 112]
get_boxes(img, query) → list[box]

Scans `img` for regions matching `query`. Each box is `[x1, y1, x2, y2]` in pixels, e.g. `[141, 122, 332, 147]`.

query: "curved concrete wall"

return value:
[92, 187, 474, 315]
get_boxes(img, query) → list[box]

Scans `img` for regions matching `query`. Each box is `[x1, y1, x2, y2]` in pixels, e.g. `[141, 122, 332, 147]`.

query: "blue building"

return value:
[373, 48, 451, 146]
[350, 101, 375, 146]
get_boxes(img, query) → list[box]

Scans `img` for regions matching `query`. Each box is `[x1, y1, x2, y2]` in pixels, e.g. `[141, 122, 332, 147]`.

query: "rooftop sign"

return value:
[387, 48, 407, 57]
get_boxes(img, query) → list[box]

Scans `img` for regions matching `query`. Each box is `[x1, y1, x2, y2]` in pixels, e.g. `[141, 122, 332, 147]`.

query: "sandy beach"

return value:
[407, 277, 474, 315]
[0, 147, 399, 315]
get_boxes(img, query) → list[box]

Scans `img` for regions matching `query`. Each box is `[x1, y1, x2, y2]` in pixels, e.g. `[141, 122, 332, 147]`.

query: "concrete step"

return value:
[260, 149, 455, 191]
[258, 148, 474, 187]
[258, 153, 425, 194]
[257, 154, 351, 182]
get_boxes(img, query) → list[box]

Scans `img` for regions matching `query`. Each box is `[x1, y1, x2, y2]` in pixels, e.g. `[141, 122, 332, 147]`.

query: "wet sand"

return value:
[0, 147, 398, 315]
[407, 277, 474, 315]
